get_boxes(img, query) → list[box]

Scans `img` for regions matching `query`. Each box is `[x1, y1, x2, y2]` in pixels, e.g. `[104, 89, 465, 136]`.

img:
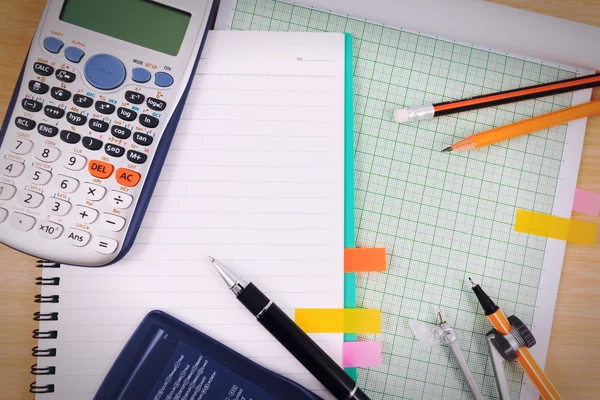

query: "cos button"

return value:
[116, 168, 140, 187]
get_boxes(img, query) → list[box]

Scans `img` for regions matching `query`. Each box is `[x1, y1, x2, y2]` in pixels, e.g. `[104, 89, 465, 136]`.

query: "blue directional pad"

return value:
[84, 54, 126, 90]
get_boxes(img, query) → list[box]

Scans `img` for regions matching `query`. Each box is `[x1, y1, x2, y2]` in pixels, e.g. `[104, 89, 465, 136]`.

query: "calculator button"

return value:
[84, 54, 126, 90]
[56, 69, 76, 83]
[29, 80, 49, 95]
[64, 46, 85, 63]
[66, 228, 91, 247]
[133, 132, 153, 146]
[126, 150, 147, 164]
[0, 208, 7, 223]
[73, 94, 93, 108]
[83, 136, 103, 150]
[125, 90, 144, 104]
[132, 67, 151, 83]
[108, 190, 133, 209]
[10, 212, 36, 231]
[155, 72, 174, 87]
[115, 168, 141, 187]
[33, 62, 53, 76]
[93, 236, 119, 254]
[64, 153, 87, 171]
[55, 175, 79, 193]
[89, 119, 109, 132]
[88, 160, 114, 179]
[0, 183, 17, 200]
[46, 198, 71, 216]
[38, 220, 64, 239]
[2, 159, 25, 177]
[44, 105, 65, 119]
[117, 107, 137, 121]
[95, 101, 115, 114]
[100, 213, 126, 232]
[139, 114, 159, 128]
[28, 168, 52, 185]
[74, 205, 98, 224]
[50, 87, 71, 101]
[43, 37, 64, 53]
[15, 116, 36, 131]
[105, 143, 125, 158]
[66, 112, 87, 126]
[37, 123, 59, 138]
[22, 98, 43, 112]
[35, 146, 61, 163]
[147, 97, 166, 111]
[83, 182, 106, 201]
[111, 125, 131, 139]
[19, 190, 44, 208]
[60, 130, 81, 145]
[6, 137, 33, 155]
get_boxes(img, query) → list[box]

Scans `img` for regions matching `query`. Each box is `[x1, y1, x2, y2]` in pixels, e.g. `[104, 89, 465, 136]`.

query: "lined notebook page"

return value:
[36, 31, 346, 399]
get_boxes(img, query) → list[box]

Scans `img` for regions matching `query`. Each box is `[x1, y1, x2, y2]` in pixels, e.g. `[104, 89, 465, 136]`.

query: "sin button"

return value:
[116, 168, 141, 187]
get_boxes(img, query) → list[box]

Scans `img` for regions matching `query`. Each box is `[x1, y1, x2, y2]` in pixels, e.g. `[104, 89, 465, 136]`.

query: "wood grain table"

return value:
[1, 1, 599, 399]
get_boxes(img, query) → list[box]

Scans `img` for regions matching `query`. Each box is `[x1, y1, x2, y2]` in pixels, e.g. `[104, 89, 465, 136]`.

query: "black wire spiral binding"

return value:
[31, 260, 60, 394]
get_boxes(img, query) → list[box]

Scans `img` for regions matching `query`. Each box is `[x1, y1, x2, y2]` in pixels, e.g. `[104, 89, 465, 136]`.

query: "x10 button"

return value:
[38, 221, 63, 239]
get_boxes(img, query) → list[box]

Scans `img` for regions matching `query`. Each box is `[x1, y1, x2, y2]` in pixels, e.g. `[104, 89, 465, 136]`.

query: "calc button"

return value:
[139, 114, 159, 128]
[83, 136, 103, 150]
[44, 105, 65, 119]
[93, 236, 119, 254]
[56, 69, 76, 83]
[66, 112, 87, 126]
[10, 212, 36, 231]
[133, 132, 153, 146]
[127, 150, 147, 164]
[50, 87, 71, 101]
[0, 182, 17, 200]
[147, 97, 166, 111]
[125, 90, 144, 104]
[115, 168, 141, 187]
[88, 160, 114, 179]
[105, 143, 125, 158]
[89, 118, 109, 132]
[33, 62, 53, 76]
[38, 221, 64, 239]
[60, 130, 82, 144]
[22, 98, 43, 112]
[15, 116, 36, 131]
[29, 80, 49, 94]
[117, 107, 137, 121]
[111, 125, 131, 139]
[95, 101, 115, 115]
[1, 159, 25, 178]
[73, 94, 93, 108]
[37, 123, 59, 138]
[66, 228, 91, 247]
[108, 190, 133, 209]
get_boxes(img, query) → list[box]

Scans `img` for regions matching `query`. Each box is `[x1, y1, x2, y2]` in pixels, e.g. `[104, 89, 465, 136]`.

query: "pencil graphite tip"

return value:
[441, 146, 453, 152]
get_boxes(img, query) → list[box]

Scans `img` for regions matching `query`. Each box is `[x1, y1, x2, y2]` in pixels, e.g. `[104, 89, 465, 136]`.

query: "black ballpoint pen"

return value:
[209, 256, 371, 400]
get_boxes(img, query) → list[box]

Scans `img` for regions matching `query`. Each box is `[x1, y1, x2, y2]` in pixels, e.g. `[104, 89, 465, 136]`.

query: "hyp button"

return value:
[85, 54, 126, 90]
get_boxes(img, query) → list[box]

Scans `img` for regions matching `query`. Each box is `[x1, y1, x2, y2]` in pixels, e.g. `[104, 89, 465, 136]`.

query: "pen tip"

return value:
[468, 277, 476, 287]
[208, 256, 215, 262]
[441, 146, 453, 152]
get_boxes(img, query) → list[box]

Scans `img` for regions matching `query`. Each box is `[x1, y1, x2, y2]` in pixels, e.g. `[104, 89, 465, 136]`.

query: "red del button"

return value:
[116, 168, 141, 187]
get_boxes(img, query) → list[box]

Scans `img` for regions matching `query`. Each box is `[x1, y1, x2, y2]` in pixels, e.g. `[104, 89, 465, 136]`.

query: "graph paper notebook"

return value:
[31, 30, 351, 400]
[216, 1, 594, 399]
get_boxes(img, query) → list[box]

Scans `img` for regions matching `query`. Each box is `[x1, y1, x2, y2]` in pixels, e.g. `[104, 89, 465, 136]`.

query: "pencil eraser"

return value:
[394, 108, 409, 123]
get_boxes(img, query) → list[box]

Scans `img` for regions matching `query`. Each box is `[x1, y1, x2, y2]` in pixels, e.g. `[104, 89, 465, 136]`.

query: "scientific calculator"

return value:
[0, 0, 216, 266]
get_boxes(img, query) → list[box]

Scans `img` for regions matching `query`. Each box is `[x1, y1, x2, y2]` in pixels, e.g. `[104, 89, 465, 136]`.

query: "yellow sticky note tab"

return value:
[514, 209, 596, 245]
[294, 308, 381, 334]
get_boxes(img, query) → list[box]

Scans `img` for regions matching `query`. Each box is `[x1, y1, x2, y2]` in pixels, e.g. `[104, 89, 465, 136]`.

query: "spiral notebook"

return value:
[30, 30, 353, 399]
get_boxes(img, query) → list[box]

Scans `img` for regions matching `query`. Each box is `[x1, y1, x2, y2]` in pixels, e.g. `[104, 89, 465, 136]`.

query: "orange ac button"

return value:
[116, 168, 141, 187]
[88, 160, 114, 179]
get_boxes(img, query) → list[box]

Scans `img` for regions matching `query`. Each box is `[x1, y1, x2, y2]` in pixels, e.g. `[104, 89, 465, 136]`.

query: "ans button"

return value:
[116, 168, 141, 187]
[43, 37, 64, 53]
[85, 53, 126, 90]
[64, 46, 85, 63]
[155, 72, 173, 87]
[66, 228, 91, 247]
[88, 160, 114, 179]
[132, 67, 151, 83]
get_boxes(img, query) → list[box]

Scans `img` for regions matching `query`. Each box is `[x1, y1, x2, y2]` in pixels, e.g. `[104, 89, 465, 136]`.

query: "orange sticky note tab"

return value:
[344, 248, 386, 272]
[294, 308, 381, 334]
[514, 209, 596, 245]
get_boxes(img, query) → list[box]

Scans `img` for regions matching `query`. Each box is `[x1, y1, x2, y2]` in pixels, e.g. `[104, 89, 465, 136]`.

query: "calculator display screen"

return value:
[60, 0, 191, 56]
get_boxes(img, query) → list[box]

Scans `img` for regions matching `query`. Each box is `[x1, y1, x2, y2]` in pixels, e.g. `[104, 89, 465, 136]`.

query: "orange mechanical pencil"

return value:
[469, 278, 561, 400]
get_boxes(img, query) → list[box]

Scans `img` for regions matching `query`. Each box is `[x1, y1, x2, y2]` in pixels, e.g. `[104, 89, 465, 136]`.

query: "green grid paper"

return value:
[230, 1, 577, 399]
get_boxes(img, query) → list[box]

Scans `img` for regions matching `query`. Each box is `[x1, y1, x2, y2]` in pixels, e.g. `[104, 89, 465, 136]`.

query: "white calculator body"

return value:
[0, 0, 216, 266]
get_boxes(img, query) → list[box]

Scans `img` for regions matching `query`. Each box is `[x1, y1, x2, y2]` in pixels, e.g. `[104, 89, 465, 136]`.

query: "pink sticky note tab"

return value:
[573, 188, 600, 216]
[342, 341, 382, 368]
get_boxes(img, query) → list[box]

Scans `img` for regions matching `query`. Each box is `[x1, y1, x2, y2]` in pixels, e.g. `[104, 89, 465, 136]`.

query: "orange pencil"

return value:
[469, 278, 561, 400]
[443, 100, 600, 152]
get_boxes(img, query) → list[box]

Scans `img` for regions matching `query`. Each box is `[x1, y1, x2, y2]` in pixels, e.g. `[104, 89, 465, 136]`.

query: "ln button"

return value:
[88, 160, 114, 179]
[115, 168, 141, 187]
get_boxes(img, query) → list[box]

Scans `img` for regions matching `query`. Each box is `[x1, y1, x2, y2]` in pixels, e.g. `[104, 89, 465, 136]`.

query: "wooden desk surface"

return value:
[0, 1, 599, 399]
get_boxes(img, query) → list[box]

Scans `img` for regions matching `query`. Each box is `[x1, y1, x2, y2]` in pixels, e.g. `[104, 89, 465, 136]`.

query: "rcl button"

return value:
[116, 168, 141, 187]
[88, 160, 114, 179]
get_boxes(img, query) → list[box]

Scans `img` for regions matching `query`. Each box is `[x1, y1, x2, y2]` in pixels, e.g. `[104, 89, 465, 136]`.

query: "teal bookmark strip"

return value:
[342, 32, 357, 382]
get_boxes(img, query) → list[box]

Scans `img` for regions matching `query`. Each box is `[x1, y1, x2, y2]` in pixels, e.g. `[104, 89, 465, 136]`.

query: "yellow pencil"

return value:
[443, 100, 600, 152]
